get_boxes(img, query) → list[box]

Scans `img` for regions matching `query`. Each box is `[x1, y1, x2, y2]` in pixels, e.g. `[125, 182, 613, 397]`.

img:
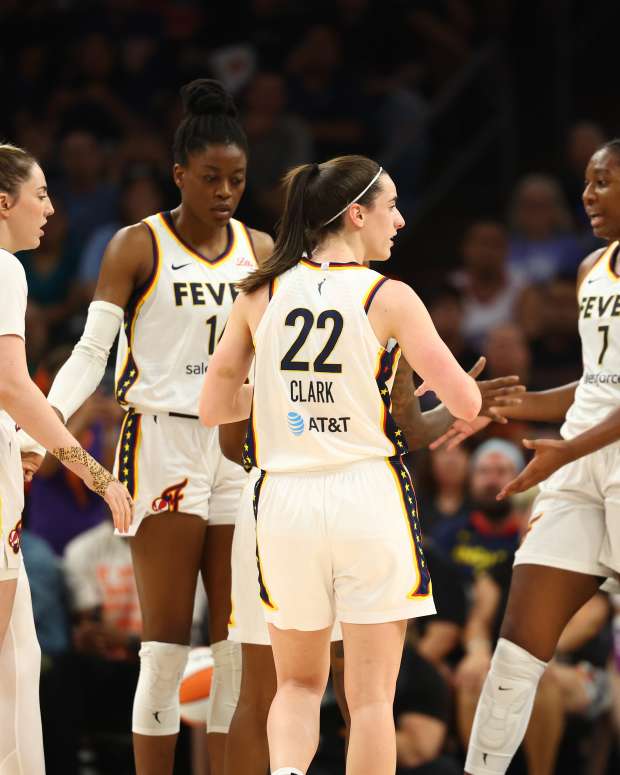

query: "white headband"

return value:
[322, 166, 383, 227]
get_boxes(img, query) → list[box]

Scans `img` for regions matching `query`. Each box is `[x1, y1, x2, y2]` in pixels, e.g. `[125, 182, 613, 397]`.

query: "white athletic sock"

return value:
[272, 768, 304, 775]
[465, 638, 547, 775]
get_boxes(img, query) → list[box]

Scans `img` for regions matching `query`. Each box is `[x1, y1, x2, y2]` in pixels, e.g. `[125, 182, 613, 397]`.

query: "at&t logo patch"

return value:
[287, 411, 305, 436]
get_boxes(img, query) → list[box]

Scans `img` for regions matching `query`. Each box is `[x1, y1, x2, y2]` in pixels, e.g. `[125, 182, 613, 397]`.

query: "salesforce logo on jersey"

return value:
[287, 411, 351, 436]
[287, 411, 306, 436]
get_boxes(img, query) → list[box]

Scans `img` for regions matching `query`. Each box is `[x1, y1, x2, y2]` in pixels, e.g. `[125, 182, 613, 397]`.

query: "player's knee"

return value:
[465, 638, 547, 774]
[132, 641, 190, 736]
[344, 678, 394, 714]
[206, 640, 242, 734]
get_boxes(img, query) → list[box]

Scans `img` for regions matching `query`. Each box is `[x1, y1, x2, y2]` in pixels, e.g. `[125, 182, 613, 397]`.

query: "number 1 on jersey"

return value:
[206, 315, 217, 355]
[598, 324, 610, 366]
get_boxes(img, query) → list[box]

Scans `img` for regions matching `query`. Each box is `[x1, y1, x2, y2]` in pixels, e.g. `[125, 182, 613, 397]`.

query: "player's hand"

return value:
[429, 416, 492, 450]
[21, 451, 43, 483]
[470, 356, 525, 423]
[497, 438, 572, 500]
[103, 480, 134, 534]
[416, 357, 524, 422]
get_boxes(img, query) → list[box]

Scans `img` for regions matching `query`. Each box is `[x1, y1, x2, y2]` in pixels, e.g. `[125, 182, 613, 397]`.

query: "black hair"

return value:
[602, 138, 620, 161]
[172, 79, 249, 165]
[239, 155, 383, 293]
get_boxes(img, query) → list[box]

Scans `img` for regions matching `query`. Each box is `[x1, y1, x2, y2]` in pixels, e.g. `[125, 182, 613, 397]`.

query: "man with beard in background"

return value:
[432, 439, 525, 587]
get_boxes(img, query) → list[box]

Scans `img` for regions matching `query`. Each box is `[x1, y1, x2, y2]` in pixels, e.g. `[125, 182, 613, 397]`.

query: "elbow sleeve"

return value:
[47, 300, 123, 421]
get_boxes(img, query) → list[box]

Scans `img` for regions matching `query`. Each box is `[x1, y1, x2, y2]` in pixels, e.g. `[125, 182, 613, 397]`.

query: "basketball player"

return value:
[23, 80, 273, 775]
[200, 156, 481, 775]
[0, 143, 131, 774]
[458, 138, 620, 775]
[220, 356, 523, 775]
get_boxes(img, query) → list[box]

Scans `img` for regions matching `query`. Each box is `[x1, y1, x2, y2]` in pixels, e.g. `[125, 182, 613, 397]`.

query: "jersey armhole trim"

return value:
[577, 241, 618, 296]
[364, 276, 388, 314]
[241, 223, 259, 266]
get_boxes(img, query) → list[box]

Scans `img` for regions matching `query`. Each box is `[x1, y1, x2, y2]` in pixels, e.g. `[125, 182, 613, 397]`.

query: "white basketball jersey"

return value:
[115, 212, 258, 415]
[563, 241, 620, 438]
[245, 259, 406, 473]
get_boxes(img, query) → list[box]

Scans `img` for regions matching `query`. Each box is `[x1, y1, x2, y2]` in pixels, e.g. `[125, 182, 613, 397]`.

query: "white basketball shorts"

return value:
[228, 469, 343, 644]
[0, 415, 24, 580]
[113, 409, 246, 535]
[515, 442, 620, 578]
[253, 458, 436, 631]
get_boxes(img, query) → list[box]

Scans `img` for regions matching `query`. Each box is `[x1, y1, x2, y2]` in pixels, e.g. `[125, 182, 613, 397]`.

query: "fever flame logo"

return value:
[8, 520, 22, 554]
[151, 479, 189, 513]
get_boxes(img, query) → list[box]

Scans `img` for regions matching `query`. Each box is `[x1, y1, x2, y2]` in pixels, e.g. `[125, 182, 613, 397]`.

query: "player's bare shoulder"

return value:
[248, 228, 274, 266]
[94, 221, 154, 306]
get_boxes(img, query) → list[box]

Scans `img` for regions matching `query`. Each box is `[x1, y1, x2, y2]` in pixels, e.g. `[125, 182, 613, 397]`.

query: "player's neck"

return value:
[172, 206, 229, 256]
[312, 234, 363, 265]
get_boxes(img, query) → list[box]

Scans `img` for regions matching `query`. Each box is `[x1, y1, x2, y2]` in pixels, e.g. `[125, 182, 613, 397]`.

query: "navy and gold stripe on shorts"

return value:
[252, 470, 278, 610]
[116, 409, 142, 499]
[387, 459, 432, 599]
[243, 404, 258, 471]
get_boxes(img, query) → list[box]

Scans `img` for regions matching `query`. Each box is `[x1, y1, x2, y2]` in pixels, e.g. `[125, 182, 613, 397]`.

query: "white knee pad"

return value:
[0, 567, 45, 775]
[206, 639, 242, 734]
[132, 641, 190, 736]
[465, 638, 547, 775]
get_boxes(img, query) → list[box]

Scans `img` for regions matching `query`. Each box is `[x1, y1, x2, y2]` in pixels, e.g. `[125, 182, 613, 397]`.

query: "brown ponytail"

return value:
[238, 154, 382, 294]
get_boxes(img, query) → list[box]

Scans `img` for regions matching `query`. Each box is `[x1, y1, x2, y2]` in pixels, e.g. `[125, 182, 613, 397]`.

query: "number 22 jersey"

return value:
[245, 259, 407, 473]
[115, 211, 258, 416]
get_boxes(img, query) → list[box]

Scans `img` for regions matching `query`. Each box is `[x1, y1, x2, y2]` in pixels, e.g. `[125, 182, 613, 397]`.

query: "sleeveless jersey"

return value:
[563, 241, 620, 438]
[115, 212, 258, 415]
[245, 259, 407, 473]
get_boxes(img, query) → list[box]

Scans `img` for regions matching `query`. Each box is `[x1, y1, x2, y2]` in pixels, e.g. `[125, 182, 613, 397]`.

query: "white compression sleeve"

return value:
[46, 300, 123, 422]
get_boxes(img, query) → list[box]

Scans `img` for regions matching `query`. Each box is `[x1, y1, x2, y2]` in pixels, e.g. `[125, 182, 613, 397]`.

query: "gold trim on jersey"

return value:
[299, 258, 366, 271]
[363, 276, 388, 313]
[240, 223, 260, 266]
[116, 222, 162, 405]
[158, 212, 238, 268]
[577, 241, 619, 296]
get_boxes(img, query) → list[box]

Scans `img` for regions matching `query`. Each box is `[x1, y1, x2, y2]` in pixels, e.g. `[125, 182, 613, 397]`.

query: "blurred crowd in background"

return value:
[2, 0, 620, 773]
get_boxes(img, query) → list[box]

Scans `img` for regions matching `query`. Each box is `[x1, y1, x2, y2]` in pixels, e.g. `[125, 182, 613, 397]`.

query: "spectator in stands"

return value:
[286, 24, 368, 158]
[19, 201, 83, 345]
[507, 173, 583, 284]
[453, 220, 523, 350]
[530, 274, 583, 390]
[561, 121, 606, 233]
[428, 283, 479, 371]
[27, 347, 122, 555]
[78, 166, 167, 301]
[241, 71, 314, 230]
[419, 445, 471, 536]
[52, 130, 119, 250]
[63, 519, 142, 770]
[413, 543, 467, 677]
[433, 439, 524, 584]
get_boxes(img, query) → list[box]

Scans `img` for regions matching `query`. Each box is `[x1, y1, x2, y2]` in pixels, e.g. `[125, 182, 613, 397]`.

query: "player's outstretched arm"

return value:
[0, 334, 132, 532]
[392, 356, 525, 450]
[371, 280, 481, 422]
[498, 404, 620, 499]
[199, 293, 255, 426]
